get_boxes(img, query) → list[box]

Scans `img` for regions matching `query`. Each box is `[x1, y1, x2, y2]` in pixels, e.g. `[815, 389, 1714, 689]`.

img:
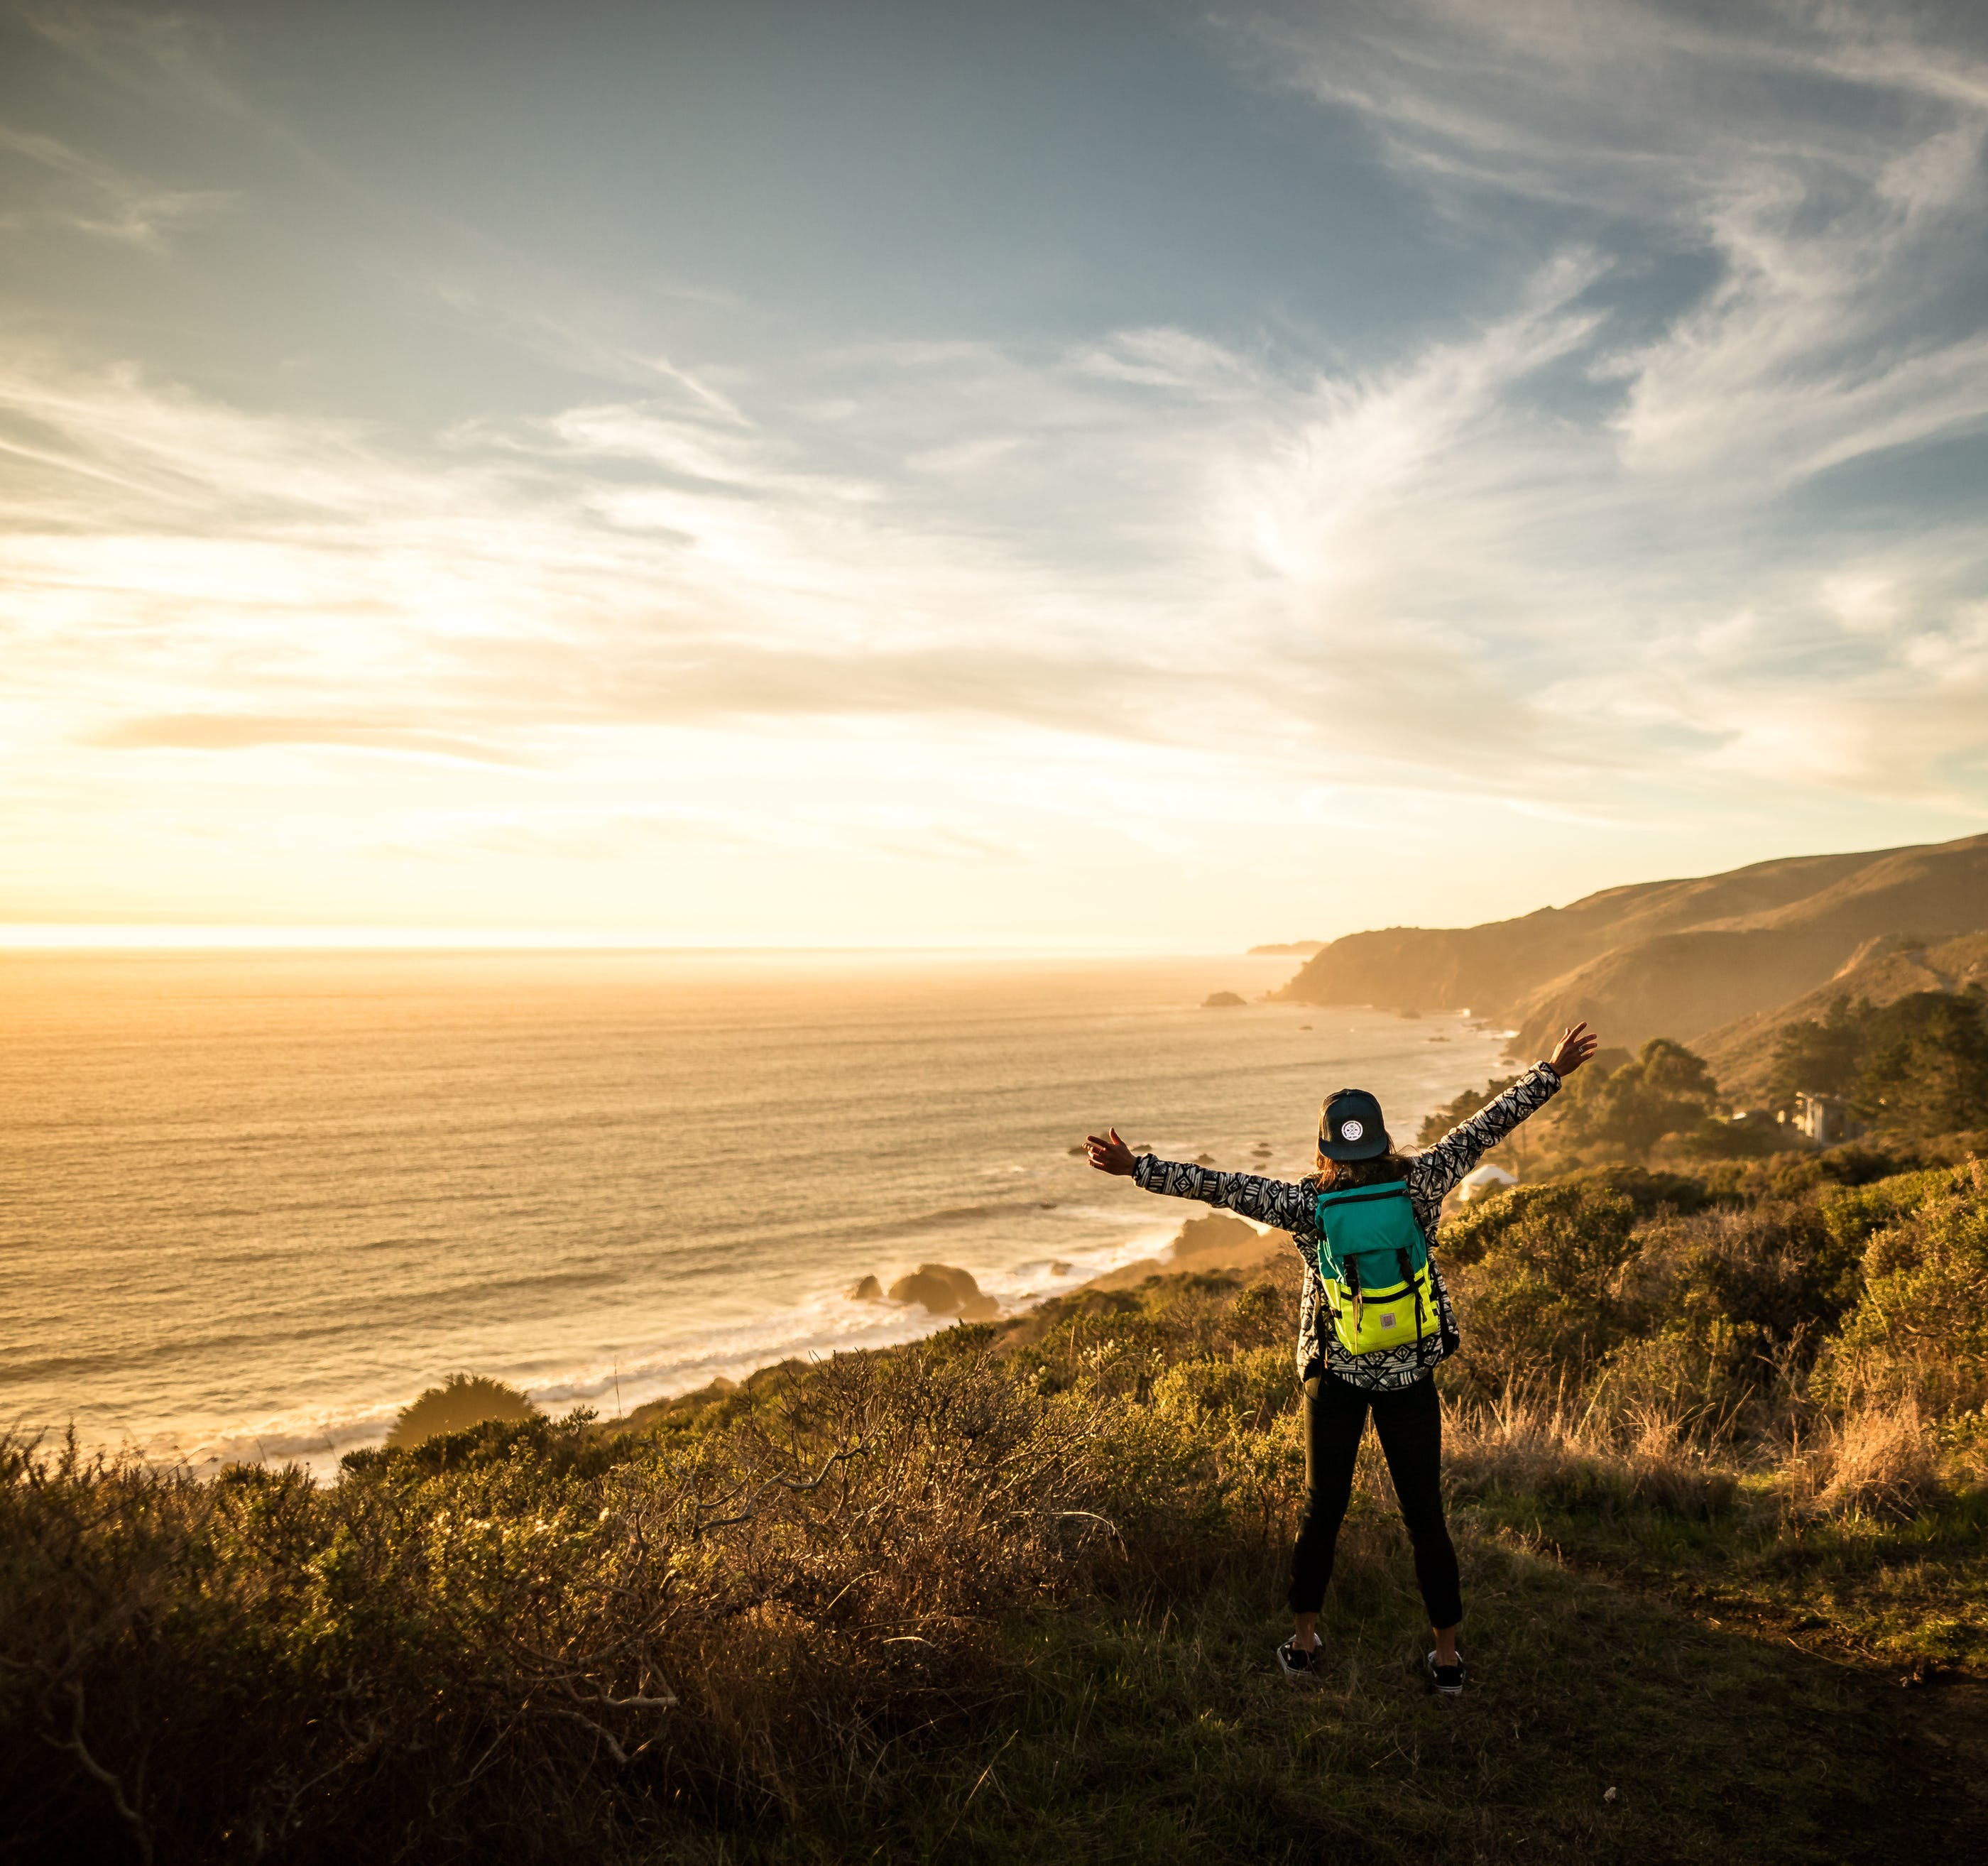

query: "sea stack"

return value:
[887, 1264, 999, 1321]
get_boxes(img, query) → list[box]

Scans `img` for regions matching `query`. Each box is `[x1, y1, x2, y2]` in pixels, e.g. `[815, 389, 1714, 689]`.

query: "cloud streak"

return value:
[1, 1, 1986, 937]
[0, 119, 234, 247]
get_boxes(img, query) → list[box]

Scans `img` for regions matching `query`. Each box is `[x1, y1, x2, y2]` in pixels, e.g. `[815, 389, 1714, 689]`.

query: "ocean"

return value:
[0, 951, 1511, 1472]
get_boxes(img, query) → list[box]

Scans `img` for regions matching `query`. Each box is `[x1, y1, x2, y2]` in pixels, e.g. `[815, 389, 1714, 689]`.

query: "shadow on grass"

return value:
[665, 1523, 1977, 1865]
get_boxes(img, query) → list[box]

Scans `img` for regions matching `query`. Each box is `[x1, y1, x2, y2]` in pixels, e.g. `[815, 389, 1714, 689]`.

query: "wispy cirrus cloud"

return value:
[1236, 0, 1988, 488]
[3, 1, 1987, 939]
[1206, 0, 1988, 797]
[88, 712, 535, 766]
[0, 120, 234, 247]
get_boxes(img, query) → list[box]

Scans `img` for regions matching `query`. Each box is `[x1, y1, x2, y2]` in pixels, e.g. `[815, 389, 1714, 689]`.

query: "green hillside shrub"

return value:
[0, 1276, 1322, 1864]
[1817, 1162, 1988, 1414]
[384, 1371, 537, 1448]
[5, 1148, 1987, 1862]
[1441, 1182, 1642, 1378]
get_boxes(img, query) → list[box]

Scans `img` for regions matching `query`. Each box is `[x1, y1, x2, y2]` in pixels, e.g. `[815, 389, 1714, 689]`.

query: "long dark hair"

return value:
[1307, 1150, 1411, 1193]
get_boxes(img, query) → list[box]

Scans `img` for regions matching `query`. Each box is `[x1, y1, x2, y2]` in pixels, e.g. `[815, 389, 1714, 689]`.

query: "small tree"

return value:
[1852, 991, 1988, 1137]
[1768, 994, 1866, 1102]
[1559, 1038, 1722, 1159]
[387, 1373, 538, 1448]
[1417, 1074, 1519, 1146]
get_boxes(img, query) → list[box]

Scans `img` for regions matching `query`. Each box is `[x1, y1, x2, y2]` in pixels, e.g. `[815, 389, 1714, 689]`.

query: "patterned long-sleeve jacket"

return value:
[1131, 1062, 1564, 1392]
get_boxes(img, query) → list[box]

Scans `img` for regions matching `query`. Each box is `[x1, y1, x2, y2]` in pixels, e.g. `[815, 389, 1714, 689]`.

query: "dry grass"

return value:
[1781, 1395, 1945, 1522]
[1445, 1387, 1740, 1519]
[6, 1150, 1987, 1861]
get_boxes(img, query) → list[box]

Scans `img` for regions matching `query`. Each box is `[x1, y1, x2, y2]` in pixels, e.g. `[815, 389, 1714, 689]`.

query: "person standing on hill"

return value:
[1083, 1021, 1598, 1696]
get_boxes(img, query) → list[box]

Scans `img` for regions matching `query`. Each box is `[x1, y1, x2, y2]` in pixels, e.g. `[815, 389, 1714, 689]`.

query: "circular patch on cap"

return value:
[1340, 1118, 1365, 1142]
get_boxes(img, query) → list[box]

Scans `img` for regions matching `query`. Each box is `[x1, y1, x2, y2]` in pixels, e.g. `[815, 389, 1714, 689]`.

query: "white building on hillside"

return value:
[1791, 1093, 1861, 1147]
[1456, 1163, 1518, 1203]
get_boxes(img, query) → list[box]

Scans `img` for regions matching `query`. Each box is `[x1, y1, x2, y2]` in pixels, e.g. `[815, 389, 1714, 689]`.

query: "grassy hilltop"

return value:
[6, 1135, 1988, 1858]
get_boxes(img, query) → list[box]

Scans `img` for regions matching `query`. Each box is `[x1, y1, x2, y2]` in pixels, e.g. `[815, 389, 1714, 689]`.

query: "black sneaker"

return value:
[1277, 1638, 1322, 1681]
[1426, 1647, 1465, 1696]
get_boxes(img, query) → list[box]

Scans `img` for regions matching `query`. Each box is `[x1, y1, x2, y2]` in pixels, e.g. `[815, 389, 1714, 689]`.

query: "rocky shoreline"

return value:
[621, 1209, 1289, 1431]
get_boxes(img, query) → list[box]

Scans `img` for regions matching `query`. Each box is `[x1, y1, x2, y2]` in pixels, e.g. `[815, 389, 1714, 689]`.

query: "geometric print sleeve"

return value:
[1130, 1155, 1315, 1235]
[1130, 1060, 1561, 1243]
[1131, 1064, 1561, 1396]
[1407, 1060, 1563, 1211]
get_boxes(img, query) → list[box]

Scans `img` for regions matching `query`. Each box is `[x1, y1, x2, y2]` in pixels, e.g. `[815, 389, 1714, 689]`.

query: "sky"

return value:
[4, 0, 1988, 949]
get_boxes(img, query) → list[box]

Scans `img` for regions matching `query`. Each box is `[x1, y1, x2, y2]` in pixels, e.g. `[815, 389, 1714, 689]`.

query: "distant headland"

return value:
[1269, 831, 1988, 1095]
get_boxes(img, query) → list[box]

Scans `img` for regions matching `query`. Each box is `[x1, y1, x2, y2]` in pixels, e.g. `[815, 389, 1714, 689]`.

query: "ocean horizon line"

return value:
[0, 925, 1281, 957]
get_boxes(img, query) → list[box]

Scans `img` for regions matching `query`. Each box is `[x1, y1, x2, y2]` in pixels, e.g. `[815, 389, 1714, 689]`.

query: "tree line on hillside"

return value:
[1769, 988, 1988, 1136]
[1420, 986, 1988, 1164]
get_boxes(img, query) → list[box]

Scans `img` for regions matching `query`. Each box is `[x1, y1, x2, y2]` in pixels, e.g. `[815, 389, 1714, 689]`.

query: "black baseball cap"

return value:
[1319, 1088, 1389, 1161]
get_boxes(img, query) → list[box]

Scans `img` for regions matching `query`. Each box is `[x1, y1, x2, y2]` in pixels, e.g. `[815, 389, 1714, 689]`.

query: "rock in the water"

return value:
[888, 1262, 998, 1320]
[1168, 1212, 1263, 1261]
[846, 1274, 883, 1302]
[1080, 1211, 1284, 1292]
[1049, 1259, 1073, 1276]
[1202, 991, 1247, 1008]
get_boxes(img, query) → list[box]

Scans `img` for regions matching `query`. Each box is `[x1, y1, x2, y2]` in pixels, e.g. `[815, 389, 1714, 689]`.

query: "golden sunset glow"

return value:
[4, 3, 1987, 944]
[6, 10, 1988, 1853]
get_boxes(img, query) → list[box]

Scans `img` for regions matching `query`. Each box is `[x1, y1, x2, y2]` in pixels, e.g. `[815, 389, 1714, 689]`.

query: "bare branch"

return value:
[45, 1683, 151, 1865]
[694, 1444, 868, 1537]
[528, 1706, 630, 1766]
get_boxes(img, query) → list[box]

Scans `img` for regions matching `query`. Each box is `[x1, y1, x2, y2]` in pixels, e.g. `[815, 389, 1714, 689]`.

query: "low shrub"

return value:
[384, 1371, 538, 1448]
[0, 1272, 1314, 1863]
[6, 1154, 1987, 1862]
[1814, 1161, 1988, 1416]
[1442, 1181, 1642, 1379]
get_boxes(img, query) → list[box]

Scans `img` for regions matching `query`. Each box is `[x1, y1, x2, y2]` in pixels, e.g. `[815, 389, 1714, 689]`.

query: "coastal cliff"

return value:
[1274, 831, 1988, 1062]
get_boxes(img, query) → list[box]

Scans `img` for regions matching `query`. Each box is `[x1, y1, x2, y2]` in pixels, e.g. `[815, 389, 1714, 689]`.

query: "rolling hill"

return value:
[1274, 832, 1988, 1073]
[1695, 930, 1988, 1099]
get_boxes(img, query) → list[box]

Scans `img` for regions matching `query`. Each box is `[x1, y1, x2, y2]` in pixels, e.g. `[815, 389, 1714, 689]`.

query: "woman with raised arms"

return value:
[1084, 1020, 1598, 1695]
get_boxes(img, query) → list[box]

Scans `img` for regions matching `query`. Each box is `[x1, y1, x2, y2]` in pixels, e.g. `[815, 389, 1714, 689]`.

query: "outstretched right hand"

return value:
[1549, 1021, 1600, 1076]
[1084, 1128, 1137, 1176]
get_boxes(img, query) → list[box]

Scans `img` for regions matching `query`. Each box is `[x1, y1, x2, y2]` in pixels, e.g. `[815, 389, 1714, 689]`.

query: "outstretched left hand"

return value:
[1084, 1128, 1137, 1176]
[1549, 1021, 1600, 1076]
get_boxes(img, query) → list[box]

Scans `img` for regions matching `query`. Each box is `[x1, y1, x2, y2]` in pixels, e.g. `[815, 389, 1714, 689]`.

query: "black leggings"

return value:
[1289, 1370, 1463, 1628]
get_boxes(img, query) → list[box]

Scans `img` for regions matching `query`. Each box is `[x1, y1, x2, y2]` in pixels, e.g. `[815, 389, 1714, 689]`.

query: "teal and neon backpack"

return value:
[1313, 1181, 1441, 1360]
